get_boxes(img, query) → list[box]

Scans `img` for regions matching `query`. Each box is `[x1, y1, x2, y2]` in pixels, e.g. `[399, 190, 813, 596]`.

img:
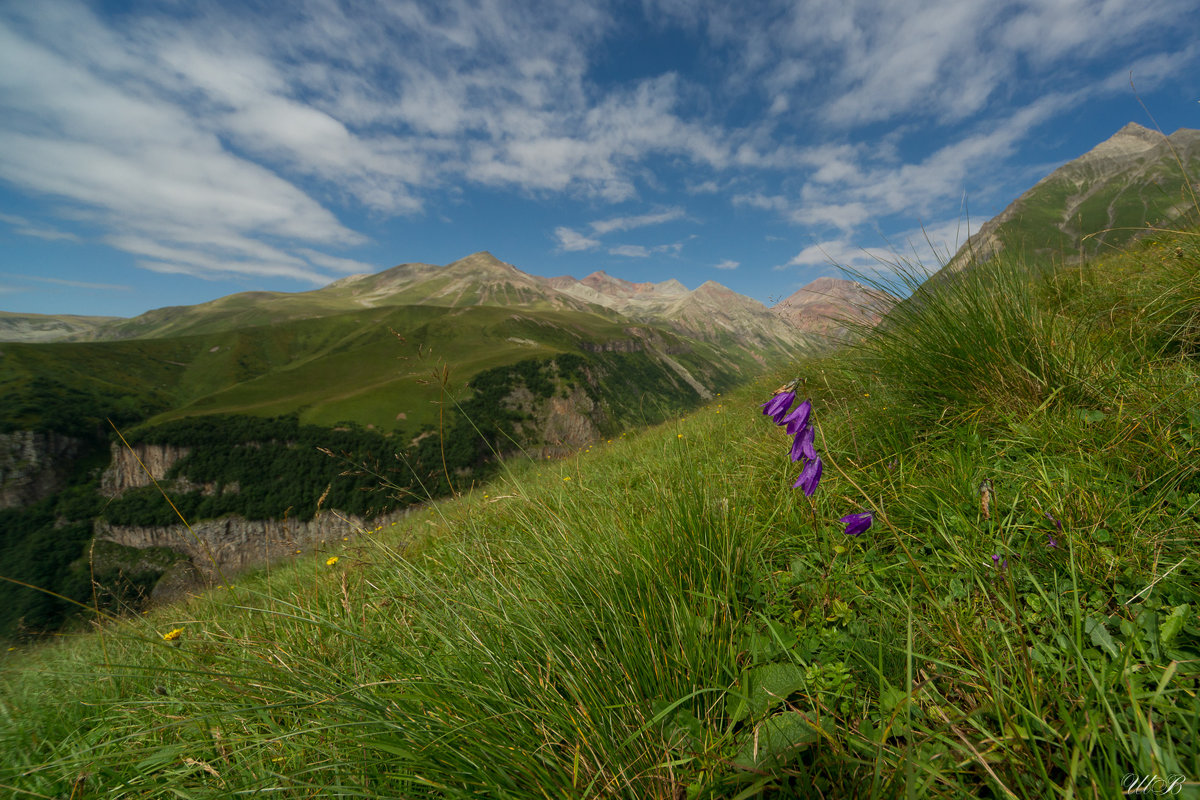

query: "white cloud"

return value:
[779, 239, 898, 273]
[296, 249, 379, 275]
[608, 241, 684, 258]
[589, 207, 684, 235]
[0, 212, 80, 242]
[5, 273, 130, 290]
[1, 0, 1197, 298]
[732, 193, 787, 212]
[554, 226, 600, 252]
[714, 259, 738, 270]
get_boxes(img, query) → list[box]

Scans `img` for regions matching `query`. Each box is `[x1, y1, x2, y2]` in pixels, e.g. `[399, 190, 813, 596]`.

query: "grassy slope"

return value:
[2, 303, 728, 435]
[2, 233, 1199, 798]
[995, 150, 1200, 263]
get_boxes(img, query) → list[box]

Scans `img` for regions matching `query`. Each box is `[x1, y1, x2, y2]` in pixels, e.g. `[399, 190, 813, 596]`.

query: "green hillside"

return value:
[951, 124, 1200, 270]
[999, 157, 1200, 258]
[0, 298, 771, 638]
[2, 225, 1197, 798]
[2, 302, 747, 436]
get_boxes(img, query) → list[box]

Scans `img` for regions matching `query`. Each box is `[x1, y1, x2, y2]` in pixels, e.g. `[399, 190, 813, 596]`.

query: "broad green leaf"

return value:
[729, 663, 807, 724]
[1160, 605, 1190, 649]
[1086, 616, 1120, 659]
[733, 711, 819, 768]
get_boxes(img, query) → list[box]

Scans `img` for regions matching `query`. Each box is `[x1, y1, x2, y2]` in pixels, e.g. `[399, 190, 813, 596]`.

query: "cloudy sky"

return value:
[1, 0, 1197, 317]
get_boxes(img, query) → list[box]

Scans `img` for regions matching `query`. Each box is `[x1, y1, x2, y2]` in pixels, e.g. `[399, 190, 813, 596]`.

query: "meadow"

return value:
[1, 231, 1198, 798]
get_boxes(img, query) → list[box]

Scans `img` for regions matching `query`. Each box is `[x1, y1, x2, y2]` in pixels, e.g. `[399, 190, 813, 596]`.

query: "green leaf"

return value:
[733, 711, 820, 768]
[729, 663, 807, 724]
[1160, 605, 1190, 649]
[1086, 616, 1120, 659]
[879, 685, 909, 714]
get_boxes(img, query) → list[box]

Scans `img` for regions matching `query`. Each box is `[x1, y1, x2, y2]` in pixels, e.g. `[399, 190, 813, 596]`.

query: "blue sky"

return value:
[1, 0, 1197, 318]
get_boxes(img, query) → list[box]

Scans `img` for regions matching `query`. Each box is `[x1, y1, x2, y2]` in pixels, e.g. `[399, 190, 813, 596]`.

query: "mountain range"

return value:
[1, 251, 856, 349]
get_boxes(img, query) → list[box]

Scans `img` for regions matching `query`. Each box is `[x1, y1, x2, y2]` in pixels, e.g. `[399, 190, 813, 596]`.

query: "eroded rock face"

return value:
[100, 442, 192, 497]
[0, 431, 85, 509]
[501, 383, 605, 459]
[95, 508, 413, 576]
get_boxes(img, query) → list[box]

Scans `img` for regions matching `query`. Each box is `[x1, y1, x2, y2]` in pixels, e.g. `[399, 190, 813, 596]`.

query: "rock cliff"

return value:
[0, 431, 86, 508]
[100, 442, 192, 497]
[503, 384, 603, 458]
[96, 507, 412, 576]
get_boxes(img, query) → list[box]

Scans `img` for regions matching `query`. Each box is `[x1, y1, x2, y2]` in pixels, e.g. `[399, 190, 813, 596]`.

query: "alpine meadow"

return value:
[2, 1, 1200, 797]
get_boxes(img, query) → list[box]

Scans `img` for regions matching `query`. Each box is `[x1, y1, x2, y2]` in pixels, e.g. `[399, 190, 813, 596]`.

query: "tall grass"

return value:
[2, 231, 1199, 798]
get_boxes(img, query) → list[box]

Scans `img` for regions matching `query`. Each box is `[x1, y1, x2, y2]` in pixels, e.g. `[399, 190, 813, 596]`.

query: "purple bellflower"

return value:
[1044, 512, 1062, 548]
[761, 391, 796, 424]
[793, 455, 823, 496]
[789, 425, 817, 462]
[840, 512, 873, 536]
[781, 399, 812, 434]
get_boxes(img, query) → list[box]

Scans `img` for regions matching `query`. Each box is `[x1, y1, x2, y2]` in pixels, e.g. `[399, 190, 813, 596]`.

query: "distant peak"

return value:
[1114, 121, 1155, 137]
[1080, 122, 1164, 163]
[447, 251, 512, 271]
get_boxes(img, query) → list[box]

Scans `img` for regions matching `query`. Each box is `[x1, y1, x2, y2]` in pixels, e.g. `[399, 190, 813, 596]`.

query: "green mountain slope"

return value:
[73, 252, 618, 342]
[2, 228, 1197, 798]
[2, 302, 759, 437]
[0, 294, 774, 637]
[949, 122, 1200, 270]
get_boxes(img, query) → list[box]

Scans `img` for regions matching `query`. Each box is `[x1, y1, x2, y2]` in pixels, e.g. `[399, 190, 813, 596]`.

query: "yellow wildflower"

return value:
[326, 556, 339, 566]
[162, 628, 183, 641]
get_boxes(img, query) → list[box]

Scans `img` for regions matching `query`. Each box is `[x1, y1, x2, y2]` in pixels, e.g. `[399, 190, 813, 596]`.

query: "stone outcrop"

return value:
[0, 431, 85, 509]
[502, 383, 604, 458]
[95, 508, 413, 577]
[100, 442, 191, 497]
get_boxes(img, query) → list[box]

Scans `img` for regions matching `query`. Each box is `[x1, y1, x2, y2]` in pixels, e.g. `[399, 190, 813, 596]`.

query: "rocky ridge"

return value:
[770, 277, 892, 340]
[0, 431, 85, 509]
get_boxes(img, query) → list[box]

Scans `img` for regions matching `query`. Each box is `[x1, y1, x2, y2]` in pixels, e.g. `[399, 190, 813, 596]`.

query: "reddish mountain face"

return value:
[770, 276, 891, 339]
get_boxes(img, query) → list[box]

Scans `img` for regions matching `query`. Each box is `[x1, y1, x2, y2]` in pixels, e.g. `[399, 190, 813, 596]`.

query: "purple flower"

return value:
[781, 399, 812, 434]
[840, 512, 873, 536]
[991, 554, 1008, 570]
[1044, 512, 1062, 548]
[789, 425, 817, 462]
[793, 455, 823, 496]
[761, 391, 796, 424]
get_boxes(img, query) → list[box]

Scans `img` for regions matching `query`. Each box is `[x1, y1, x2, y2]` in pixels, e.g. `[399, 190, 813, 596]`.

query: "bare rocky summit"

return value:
[770, 276, 891, 340]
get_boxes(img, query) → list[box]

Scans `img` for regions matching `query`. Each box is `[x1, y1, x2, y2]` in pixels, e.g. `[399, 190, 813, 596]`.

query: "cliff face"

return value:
[503, 384, 602, 458]
[0, 431, 85, 508]
[100, 442, 192, 497]
[96, 508, 412, 576]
